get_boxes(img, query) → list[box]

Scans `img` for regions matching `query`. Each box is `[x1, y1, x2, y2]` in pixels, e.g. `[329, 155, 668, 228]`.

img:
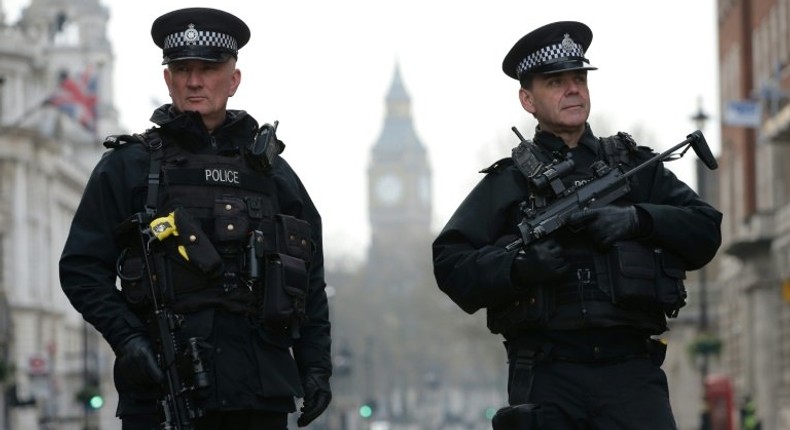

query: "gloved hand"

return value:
[492, 404, 540, 429]
[567, 205, 647, 249]
[115, 335, 164, 390]
[511, 238, 569, 287]
[297, 370, 332, 427]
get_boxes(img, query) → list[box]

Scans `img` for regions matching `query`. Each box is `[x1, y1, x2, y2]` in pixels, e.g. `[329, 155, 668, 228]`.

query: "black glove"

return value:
[297, 370, 332, 427]
[115, 335, 165, 389]
[511, 238, 569, 287]
[492, 404, 540, 429]
[567, 205, 647, 249]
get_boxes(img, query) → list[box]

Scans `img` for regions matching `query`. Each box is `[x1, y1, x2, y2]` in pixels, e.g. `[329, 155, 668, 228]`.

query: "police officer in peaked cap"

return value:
[432, 20, 722, 429]
[61, 7, 332, 430]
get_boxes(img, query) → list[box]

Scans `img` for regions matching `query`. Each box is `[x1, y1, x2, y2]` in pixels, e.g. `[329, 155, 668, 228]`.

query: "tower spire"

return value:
[372, 62, 425, 157]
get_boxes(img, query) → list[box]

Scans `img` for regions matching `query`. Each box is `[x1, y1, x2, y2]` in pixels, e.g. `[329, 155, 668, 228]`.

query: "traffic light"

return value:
[76, 384, 103, 411]
[88, 393, 104, 409]
[359, 399, 377, 419]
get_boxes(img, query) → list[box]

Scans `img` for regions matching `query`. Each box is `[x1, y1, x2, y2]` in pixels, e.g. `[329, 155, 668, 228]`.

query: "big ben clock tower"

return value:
[366, 64, 432, 291]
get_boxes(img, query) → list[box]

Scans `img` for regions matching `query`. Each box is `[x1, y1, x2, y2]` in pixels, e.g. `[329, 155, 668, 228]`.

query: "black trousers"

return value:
[507, 357, 677, 430]
[122, 410, 288, 430]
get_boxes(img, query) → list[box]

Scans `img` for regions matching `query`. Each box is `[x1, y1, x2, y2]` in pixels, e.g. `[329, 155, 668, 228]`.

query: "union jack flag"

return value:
[46, 67, 98, 133]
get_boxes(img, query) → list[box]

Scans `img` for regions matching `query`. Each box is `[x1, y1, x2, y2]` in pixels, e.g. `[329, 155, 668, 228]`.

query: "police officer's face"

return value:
[164, 59, 241, 130]
[518, 70, 590, 136]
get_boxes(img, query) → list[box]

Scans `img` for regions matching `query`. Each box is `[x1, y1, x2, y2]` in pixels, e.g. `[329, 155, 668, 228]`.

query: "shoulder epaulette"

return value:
[615, 131, 638, 151]
[480, 157, 513, 174]
[102, 129, 162, 151]
[600, 131, 640, 167]
[102, 134, 143, 149]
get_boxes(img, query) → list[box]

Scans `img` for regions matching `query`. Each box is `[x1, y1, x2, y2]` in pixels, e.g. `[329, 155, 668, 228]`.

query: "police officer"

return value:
[432, 21, 722, 429]
[60, 8, 331, 430]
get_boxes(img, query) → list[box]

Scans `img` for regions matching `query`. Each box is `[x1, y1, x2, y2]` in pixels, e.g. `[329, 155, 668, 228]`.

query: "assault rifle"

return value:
[130, 212, 209, 430]
[505, 129, 718, 251]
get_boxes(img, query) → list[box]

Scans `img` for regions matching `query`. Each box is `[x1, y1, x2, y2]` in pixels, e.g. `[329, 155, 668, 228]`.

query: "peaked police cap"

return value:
[151, 7, 250, 65]
[502, 21, 597, 80]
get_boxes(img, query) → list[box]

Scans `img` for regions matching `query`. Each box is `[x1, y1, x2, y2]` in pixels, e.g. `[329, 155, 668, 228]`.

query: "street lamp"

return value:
[690, 96, 710, 338]
[690, 96, 722, 430]
[692, 96, 711, 133]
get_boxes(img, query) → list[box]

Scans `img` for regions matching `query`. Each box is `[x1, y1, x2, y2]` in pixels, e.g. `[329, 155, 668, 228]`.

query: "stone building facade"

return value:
[0, 0, 120, 428]
[716, 0, 790, 428]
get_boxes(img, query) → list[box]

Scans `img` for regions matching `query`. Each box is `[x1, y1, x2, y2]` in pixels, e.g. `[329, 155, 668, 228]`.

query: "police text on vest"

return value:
[205, 168, 240, 185]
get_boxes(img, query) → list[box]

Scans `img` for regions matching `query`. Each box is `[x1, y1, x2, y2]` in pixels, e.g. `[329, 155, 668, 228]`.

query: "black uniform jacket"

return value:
[59, 105, 331, 414]
[432, 126, 723, 317]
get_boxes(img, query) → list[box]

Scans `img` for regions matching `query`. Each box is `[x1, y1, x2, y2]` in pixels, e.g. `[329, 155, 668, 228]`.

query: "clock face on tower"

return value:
[374, 174, 403, 205]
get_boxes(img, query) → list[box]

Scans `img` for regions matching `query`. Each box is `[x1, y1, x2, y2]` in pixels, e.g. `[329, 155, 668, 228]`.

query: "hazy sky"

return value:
[5, 0, 721, 265]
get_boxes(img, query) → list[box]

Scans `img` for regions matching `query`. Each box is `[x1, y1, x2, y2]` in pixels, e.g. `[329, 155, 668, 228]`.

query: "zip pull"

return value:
[577, 268, 591, 319]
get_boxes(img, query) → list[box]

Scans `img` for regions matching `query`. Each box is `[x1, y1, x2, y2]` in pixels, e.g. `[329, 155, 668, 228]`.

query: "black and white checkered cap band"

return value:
[163, 28, 238, 53]
[516, 38, 585, 77]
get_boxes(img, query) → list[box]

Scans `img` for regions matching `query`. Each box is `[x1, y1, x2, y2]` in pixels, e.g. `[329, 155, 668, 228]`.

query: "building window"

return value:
[53, 12, 79, 46]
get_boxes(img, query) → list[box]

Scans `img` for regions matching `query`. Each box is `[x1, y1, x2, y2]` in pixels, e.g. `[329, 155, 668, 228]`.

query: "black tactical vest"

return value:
[487, 133, 683, 335]
[156, 142, 278, 292]
[116, 133, 312, 336]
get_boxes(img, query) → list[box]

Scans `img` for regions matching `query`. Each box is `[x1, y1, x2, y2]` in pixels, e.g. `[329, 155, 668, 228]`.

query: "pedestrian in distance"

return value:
[60, 7, 332, 430]
[432, 20, 722, 430]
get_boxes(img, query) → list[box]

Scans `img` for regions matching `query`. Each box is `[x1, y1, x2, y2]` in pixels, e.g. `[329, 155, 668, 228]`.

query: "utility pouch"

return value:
[654, 250, 687, 317]
[275, 214, 312, 262]
[487, 286, 552, 334]
[606, 240, 687, 317]
[213, 197, 250, 243]
[261, 253, 308, 332]
[492, 404, 542, 430]
[117, 249, 149, 308]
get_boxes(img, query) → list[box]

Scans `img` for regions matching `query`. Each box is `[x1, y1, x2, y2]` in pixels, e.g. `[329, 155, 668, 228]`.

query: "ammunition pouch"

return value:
[487, 286, 554, 335]
[213, 198, 250, 243]
[601, 240, 687, 318]
[261, 253, 308, 330]
[243, 214, 312, 338]
[275, 214, 312, 262]
[255, 214, 312, 335]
